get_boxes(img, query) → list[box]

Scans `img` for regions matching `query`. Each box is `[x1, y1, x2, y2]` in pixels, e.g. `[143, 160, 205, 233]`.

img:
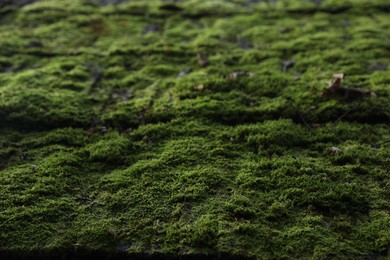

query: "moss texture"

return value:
[0, 0, 389, 259]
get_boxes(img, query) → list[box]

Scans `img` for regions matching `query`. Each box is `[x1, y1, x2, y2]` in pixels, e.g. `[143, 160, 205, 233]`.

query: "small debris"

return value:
[331, 147, 342, 154]
[116, 241, 131, 252]
[111, 89, 133, 101]
[342, 19, 351, 28]
[87, 64, 103, 94]
[100, 126, 108, 135]
[120, 128, 132, 137]
[323, 73, 376, 99]
[279, 27, 293, 34]
[370, 146, 379, 151]
[293, 73, 301, 80]
[169, 91, 174, 103]
[177, 68, 191, 78]
[142, 24, 161, 35]
[86, 127, 95, 137]
[324, 73, 343, 91]
[193, 84, 205, 91]
[282, 60, 295, 73]
[227, 72, 255, 80]
[197, 52, 208, 67]
[19, 153, 28, 160]
[31, 164, 37, 170]
[237, 37, 253, 49]
[367, 62, 388, 72]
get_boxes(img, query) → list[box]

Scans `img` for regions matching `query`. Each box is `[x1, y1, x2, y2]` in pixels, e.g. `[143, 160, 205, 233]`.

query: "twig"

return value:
[298, 110, 313, 131]
[333, 106, 358, 125]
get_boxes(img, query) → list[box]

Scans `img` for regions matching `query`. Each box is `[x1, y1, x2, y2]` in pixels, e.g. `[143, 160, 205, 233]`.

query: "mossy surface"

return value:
[0, 0, 389, 259]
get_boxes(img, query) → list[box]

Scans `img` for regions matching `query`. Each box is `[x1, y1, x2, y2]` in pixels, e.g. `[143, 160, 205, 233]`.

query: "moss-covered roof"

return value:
[0, 0, 389, 258]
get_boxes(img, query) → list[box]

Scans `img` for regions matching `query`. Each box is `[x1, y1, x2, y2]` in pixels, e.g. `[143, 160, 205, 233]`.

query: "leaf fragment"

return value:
[323, 73, 376, 99]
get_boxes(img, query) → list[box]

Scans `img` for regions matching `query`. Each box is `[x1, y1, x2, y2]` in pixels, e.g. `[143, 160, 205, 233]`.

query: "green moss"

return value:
[0, 85, 94, 128]
[85, 131, 132, 163]
[1, 0, 390, 258]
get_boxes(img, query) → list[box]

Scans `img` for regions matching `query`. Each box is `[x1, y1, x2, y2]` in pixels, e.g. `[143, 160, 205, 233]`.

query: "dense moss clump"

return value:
[0, 0, 389, 259]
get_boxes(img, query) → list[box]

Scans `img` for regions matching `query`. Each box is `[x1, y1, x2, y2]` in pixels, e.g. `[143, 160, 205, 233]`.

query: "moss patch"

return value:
[0, 0, 389, 258]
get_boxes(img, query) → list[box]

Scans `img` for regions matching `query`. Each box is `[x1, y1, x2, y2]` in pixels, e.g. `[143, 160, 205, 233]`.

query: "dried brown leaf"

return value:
[323, 73, 376, 99]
